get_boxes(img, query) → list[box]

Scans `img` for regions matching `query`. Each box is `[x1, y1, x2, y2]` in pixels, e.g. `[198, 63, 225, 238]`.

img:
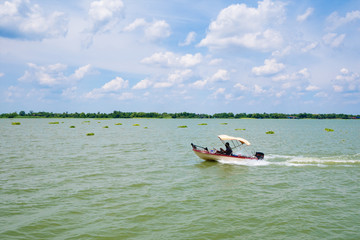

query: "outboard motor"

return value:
[255, 152, 264, 160]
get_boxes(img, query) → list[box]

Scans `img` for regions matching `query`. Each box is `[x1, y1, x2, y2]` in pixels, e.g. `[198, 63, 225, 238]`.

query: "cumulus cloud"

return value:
[71, 64, 92, 80]
[123, 18, 146, 31]
[327, 10, 360, 30]
[0, 0, 68, 40]
[305, 85, 320, 91]
[252, 58, 285, 76]
[86, 76, 129, 98]
[19, 63, 66, 85]
[84, 0, 124, 47]
[234, 83, 248, 91]
[141, 52, 202, 68]
[198, 0, 285, 50]
[190, 69, 229, 89]
[179, 31, 196, 46]
[211, 69, 229, 81]
[132, 78, 153, 90]
[18, 63, 92, 86]
[272, 68, 314, 93]
[273, 68, 310, 82]
[88, 0, 124, 33]
[254, 84, 266, 94]
[124, 18, 171, 40]
[297, 8, 314, 22]
[323, 33, 345, 48]
[154, 69, 192, 88]
[102, 76, 129, 91]
[190, 79, 208, 89]
[211, 88, 226, 99]
[333, 68, 360, 93]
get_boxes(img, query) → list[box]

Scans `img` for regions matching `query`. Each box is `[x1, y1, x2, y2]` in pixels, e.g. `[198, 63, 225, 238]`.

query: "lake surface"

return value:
[1, 118, 360, 239]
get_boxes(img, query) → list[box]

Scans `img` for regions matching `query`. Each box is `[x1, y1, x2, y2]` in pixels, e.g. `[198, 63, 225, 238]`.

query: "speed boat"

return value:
[191, 134, 264, 162]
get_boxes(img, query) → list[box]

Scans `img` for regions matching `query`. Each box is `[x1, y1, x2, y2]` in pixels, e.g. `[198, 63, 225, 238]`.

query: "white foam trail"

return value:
[218, 154, 360, 167]
[218, 159, 271, 166]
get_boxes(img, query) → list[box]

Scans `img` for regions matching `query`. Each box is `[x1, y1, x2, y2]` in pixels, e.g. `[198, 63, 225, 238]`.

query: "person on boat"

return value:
[224, 142, 233, 155]
[217, 142, 233, 155]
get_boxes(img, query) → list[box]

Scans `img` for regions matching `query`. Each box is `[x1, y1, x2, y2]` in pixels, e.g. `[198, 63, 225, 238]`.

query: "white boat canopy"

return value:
[218, 134, 251, 146]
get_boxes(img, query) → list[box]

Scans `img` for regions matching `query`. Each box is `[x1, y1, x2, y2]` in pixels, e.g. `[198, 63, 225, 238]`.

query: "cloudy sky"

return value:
[1, 0, 360, 114]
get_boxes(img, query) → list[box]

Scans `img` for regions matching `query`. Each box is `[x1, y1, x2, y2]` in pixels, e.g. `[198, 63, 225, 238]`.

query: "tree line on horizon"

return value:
[1, 111, 359, 119]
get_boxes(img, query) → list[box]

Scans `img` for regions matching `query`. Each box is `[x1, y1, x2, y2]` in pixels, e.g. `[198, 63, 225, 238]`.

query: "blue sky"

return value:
[1, 0, 360, 114]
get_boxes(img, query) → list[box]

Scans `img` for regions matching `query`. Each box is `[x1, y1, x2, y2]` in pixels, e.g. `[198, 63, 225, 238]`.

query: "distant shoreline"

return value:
[1, 111, 359, 120]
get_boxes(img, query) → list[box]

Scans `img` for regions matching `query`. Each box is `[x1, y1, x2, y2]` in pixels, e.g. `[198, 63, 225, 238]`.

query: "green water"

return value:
[1, 118, 360, 239]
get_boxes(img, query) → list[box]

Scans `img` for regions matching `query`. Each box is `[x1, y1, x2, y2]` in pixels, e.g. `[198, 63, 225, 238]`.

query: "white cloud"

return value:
[124, 18, 171, 40]
[190, 69, 228, 89]
[141, 52, 202, 68]
[271, 68, 313, 93]
[132, 78, 153, 90]
[305, 85, 320, 91]
[333, 85, 343, 93]
[301, 42, 318, 52]
[19, 63, 66, 85]
[0, 73, 4, 77]
[123, 18, 146, 31]
[18, 63, 91, 86]
[86, 76, 129, 99]
[323, 33, 345, 48]
[333, 68, 360, 93]
[254, 84, 266, 94]
[0, 0, 68, 40]
[211, 88, 226, 99]
[71, 64, 92, 80]
[179, 53, 203, 67]
[191, 79, 208, 89]
[272, 46, 292, 57]
[62, 86, 78, 99]
[297, 8, 314, 22]
[199, 0, 285, 50]
[272, 68, 310, 82]
[145, 20, 171, 40]
[154, 69, 192, 88]
[340, 68, 349, 75]
[84, 0, 124, 47]
[102, 76, 129, 91]
[252, 58, 285, 76]
[327, 10, 360, 30]
[211, 69, 229, 81]
[180, 31, 196, 46]
[234, 83, 248, 91]
[88, 0, 124, 33]
[209, 58, 223, 65]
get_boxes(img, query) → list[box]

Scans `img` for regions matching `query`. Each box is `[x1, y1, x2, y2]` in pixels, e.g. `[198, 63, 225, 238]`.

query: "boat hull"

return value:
[193, 149, 258, 162]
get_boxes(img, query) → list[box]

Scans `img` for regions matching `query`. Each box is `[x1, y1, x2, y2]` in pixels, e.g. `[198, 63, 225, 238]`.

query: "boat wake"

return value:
[218, 158, 271, 166]
[218, 154, 360, 167]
